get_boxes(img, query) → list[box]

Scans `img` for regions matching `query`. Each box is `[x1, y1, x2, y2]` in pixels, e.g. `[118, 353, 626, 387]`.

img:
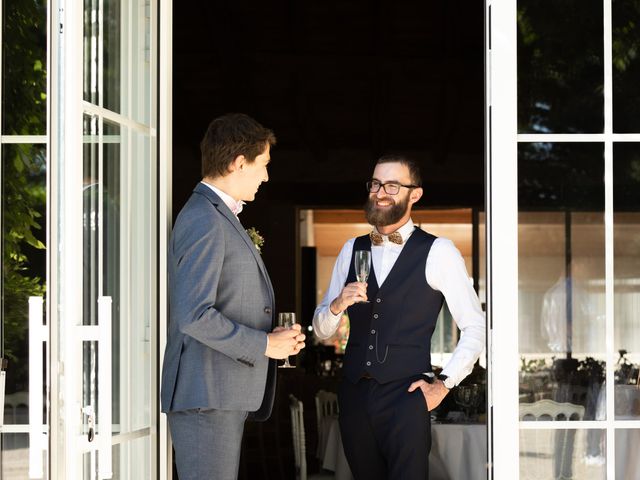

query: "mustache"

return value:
[364, 195, 408, 226]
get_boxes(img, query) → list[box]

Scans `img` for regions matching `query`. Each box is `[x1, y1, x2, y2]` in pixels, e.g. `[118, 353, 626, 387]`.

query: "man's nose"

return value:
[376, 187, 387, 198]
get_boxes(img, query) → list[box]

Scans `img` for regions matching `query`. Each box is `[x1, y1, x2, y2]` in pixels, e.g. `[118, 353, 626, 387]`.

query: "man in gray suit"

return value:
[161, 113, 305, 480]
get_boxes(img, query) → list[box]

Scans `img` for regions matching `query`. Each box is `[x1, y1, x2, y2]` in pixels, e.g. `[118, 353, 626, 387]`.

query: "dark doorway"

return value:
[172, 1, 484, 478]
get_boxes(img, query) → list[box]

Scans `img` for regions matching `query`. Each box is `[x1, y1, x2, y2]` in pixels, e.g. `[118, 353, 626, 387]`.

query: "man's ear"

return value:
[228, 155, 246, 173]
[409, 187, 423, 205]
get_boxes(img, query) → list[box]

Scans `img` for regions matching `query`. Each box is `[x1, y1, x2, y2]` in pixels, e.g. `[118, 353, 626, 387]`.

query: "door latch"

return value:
[82, 405, 95, 442]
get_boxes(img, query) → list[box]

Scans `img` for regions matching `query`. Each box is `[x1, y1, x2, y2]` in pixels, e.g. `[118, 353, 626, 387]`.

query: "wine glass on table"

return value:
[277, 312, 296, 368]
[354, 250, 371, 303]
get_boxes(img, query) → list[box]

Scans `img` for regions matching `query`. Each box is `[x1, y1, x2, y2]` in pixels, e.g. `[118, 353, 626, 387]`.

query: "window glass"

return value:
[2, 0, 47, 135]
[517, 0, 603, 133]
[612, 0, 640, 132]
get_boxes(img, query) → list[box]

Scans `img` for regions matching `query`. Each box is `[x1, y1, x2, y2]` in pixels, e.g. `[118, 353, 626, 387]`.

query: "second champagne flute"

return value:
[277, 312, 296, 368]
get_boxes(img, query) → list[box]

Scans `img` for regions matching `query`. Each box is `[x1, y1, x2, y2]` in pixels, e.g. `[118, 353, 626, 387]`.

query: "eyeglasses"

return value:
[366, 180, 419, 195]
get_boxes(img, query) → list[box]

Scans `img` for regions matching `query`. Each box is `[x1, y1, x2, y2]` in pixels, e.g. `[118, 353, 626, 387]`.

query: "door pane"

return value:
[112, 436, 150, 479]
[612, 1, 640, 133]
[518, 143, 605, 420]
[81, 113, 155, 476]
[519, 429, 606, 479]
[1, 434, 33, 480]
[517, 0, 604, 133]
[1, 142, 47, 427]
[615, 429, 640, 478]
[613, 143, 640, 420]
[1, 143, 47, 475]
[83, 0, 152, 125]
[1, 0, 47, 135]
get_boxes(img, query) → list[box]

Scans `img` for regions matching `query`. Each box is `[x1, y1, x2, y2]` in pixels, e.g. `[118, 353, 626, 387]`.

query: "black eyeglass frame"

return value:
[366, 180, 420, 195]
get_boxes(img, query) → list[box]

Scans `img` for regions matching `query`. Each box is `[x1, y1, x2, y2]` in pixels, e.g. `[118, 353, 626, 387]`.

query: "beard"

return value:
[364, 194, 410, 227]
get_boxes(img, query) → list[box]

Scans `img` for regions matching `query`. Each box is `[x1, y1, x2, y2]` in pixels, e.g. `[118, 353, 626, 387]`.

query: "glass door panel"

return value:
[612, 1, 640, 133]
[76, 0, 157, 477]
[80, 116, 155, 479]
[519, 428, 607, 479]
[518, 142, 608, 476]
[517, 0, 604, 134]
[1, 0, 47, 136]
[613, 143, 640, 421]
[1, 143, 47, 479]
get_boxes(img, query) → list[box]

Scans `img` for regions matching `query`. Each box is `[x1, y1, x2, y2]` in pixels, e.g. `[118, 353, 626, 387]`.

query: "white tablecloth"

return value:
[319, 417, 487, 480]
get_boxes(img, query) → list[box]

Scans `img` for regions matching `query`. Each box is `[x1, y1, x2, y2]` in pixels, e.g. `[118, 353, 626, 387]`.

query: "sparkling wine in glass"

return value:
[354, 250, 371, 303]
[277, 312, 296, 368]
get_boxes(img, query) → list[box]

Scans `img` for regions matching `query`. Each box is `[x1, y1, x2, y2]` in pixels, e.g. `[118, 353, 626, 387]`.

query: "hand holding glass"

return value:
[277, 312, 296, 368]
[354, 250, 371, 303]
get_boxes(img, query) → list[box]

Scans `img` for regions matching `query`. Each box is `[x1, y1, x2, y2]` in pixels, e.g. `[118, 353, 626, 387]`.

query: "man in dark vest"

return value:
[313, 155, 485, 479]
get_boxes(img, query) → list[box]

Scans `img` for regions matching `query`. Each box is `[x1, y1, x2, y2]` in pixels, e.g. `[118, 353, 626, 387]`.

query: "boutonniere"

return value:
[246, 227, 265, 253]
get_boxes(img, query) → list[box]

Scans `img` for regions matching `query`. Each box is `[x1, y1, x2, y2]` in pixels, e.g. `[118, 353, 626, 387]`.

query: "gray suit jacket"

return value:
[161, 183, 277, 421]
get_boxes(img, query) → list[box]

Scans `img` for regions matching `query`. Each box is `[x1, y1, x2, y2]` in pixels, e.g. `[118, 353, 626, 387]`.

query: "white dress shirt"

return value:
[312, 219, 486, 387]
[201, 181, 245, 217]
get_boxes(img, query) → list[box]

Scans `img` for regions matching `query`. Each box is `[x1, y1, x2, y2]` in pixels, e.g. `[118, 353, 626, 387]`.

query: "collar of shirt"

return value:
[201, 181, 245, 217]
[373, 218, 415, 245]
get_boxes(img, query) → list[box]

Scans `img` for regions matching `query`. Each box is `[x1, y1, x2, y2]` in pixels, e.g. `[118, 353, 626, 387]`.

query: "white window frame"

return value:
[159, 0, 173, 478]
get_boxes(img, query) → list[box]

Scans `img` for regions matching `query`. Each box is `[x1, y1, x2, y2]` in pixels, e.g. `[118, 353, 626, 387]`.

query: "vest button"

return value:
[366, 361, 371, 366]
[376, 298, 381, 303]
[264, 307, 272, 314]
[373, 313, 379, 319]
[371, 329, 376, 334]
[369, 345, 373, 350]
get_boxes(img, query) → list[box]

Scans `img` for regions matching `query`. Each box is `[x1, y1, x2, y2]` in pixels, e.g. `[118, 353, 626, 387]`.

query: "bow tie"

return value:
[370, 231, 403, 246]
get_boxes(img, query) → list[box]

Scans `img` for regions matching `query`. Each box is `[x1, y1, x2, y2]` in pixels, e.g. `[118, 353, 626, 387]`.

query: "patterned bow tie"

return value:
[370, 231, 403, 246]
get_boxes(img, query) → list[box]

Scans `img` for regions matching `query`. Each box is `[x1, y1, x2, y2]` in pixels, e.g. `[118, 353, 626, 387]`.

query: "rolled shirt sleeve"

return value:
[426, 238, 486, 386]
[312, 239, 355, 339]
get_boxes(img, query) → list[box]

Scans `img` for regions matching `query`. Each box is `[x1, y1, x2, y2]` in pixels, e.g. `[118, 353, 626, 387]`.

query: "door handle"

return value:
[82, 405, 96, 442]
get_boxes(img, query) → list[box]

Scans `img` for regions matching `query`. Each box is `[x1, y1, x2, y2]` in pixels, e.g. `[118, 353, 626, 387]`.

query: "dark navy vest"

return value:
[342, 228, 444, 384]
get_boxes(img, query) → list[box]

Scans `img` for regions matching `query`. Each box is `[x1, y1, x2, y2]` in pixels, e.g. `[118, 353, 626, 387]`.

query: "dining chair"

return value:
[519, 399, 585, 421]
[315, 390, 338, 432]
[314, 390, 338, 461]
[289, 394, 307, 480]
[519, 399, 585, 480]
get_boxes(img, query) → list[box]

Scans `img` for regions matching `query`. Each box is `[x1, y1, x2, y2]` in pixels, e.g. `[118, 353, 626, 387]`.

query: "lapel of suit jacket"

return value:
[193, 183, 275, 305]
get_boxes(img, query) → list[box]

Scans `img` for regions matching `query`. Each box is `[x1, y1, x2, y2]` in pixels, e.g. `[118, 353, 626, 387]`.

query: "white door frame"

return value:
[159, 0, 173, 478]
[486, 1, 520, 478]
[50, 0, 85, 477]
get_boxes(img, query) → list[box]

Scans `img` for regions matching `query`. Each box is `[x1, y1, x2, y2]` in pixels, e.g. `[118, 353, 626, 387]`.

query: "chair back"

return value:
[519, 399, 585, 421]
[315, 390, 338, 429]
[289, 394, 307, 480]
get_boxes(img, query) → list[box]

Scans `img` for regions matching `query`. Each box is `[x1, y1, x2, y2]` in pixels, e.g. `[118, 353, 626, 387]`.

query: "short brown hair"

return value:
[201, 113, 276, 178]
[375, 154, 422, 186]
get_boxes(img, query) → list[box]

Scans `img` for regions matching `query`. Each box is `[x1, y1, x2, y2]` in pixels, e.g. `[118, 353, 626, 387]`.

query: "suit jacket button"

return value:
[264, 307, 272, 314]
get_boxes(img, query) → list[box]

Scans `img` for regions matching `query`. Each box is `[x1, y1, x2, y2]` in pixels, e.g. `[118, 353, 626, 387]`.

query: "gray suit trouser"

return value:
[168, 408, 248, 480]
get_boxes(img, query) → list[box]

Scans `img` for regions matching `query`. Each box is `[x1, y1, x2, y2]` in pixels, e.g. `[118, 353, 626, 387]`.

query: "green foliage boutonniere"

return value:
[246, 227, 264, 253]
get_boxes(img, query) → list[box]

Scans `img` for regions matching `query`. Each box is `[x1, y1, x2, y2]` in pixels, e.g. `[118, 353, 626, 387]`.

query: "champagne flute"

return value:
[277, 312, 296, 368]
[354, 250, 371, 303]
